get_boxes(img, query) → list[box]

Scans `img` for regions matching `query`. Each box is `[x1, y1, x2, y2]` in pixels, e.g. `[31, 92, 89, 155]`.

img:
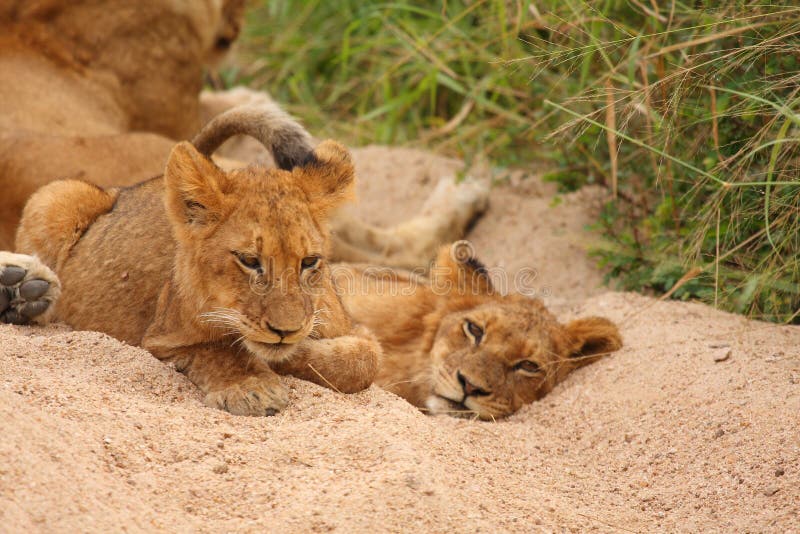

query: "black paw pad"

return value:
[0, 266, 25, 286]
[1, 310, 26, 325]
[0, 289, 9, 313]
[20, 300, 50, 318]
[0, 266, 53, 325]
[20, 279, 50, 301]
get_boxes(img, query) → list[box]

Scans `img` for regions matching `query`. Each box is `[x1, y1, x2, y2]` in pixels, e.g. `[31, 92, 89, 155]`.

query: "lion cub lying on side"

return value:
[14, 104, 381, 416]
[335, 245, 623, 420]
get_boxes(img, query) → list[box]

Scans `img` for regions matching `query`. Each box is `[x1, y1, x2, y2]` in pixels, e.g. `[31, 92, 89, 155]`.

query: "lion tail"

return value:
[191, 102, 314, 171]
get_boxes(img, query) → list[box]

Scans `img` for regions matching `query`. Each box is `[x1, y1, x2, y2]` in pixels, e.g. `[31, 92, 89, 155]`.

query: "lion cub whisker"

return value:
[199, 308, 244, 326]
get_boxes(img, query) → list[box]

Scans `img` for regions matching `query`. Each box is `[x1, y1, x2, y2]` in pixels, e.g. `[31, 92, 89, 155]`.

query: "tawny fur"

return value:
[335, 245, 623, 420]
[16, 126, 382, 416]
[0, 0, 246, 249]
[0, 0, 487, 267]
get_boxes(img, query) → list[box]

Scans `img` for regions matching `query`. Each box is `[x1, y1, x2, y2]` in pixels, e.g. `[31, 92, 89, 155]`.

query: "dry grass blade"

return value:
[306, 363, 343, 394]
[605, 78, 618, 198]
[660, 267, 703, 301]
[419, 99, 474, 142]
[709, 85, 722, 163]
[715, 206, 721, 308]
[630, 0, 667, 23]
[645, 21, 776, 59]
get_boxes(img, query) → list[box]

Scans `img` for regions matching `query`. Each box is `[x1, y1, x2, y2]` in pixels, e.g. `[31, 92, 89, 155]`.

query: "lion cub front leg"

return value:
[168, 344, 289, 416]
[272, 325, 382, 394]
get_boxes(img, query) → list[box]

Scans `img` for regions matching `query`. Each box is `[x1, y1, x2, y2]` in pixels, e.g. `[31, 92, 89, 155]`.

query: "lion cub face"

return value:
[164, 140, 354, 362]
[424, 250, 622, 420]
[427, 298, 559, 419]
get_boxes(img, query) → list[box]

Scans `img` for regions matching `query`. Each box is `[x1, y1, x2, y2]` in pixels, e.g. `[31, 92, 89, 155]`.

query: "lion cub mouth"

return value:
[243, 339, 298, 363]
[426, 394, 476, 418]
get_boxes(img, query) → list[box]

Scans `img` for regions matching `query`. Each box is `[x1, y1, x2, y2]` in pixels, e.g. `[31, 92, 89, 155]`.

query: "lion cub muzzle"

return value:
[238, 289, 317, 362]
[259, 290, 312, 342]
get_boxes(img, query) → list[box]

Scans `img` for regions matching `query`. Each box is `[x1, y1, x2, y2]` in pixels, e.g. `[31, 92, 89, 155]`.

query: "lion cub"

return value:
[14, 104, 381, 416]
[335, 244, 623, 420]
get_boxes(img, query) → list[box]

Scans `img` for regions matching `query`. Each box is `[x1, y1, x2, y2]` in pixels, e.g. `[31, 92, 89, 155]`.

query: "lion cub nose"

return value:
[265, 322, 300, 340]
[457, 371, 489, 397]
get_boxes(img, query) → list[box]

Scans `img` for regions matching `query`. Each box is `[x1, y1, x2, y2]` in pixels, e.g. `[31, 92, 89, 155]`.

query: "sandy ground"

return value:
[1, 146, 798, 532]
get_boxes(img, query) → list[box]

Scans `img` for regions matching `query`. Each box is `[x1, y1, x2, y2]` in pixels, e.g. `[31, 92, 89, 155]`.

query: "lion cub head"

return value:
[424, 246, 622, 420]
[163, 139, 353, 362]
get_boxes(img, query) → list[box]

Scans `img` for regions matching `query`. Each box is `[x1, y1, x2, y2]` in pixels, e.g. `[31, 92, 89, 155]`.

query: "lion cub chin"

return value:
[15, 110, 381, 416]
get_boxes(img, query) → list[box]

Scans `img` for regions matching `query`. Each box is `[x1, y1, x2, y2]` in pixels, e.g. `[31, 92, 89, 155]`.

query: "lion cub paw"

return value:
[205, 375, 289, 416]
[421, 176, 490, 223]
[0, 252, 60, 325]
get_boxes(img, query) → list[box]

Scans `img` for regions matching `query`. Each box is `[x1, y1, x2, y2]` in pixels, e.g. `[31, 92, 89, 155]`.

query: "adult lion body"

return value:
[335, 246, 623, 420]
[0, 0, 486, 261]
[0, 0, 239, 248]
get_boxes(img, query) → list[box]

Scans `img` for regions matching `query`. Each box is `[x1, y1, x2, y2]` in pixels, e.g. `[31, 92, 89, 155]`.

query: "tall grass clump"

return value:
[524, 1, 800, 323]
[236, 1, 800, 323]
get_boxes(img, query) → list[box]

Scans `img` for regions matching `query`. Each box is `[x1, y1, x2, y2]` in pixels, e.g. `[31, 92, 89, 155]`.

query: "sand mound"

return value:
[1, 147, 797, 532]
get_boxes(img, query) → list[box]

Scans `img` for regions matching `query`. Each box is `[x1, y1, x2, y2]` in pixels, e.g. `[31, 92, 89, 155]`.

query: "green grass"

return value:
[231, 0, 800, 324]
[234, 0, 541, 164]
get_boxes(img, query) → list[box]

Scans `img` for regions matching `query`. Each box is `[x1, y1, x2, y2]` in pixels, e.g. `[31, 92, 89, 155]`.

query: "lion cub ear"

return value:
[430, 243, 494, 296]
[164, 141, 228, 228]
[561, 317, 622, 367]
[294, 140, 355, 214]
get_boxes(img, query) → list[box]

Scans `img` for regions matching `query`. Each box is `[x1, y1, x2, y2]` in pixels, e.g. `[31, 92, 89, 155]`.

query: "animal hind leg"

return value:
[15, 179, 118, 273]
[330, 176, 489, 269]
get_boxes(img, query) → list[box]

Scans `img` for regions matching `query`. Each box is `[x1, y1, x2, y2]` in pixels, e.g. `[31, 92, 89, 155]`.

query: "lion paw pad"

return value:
[0, 253, 60, 325]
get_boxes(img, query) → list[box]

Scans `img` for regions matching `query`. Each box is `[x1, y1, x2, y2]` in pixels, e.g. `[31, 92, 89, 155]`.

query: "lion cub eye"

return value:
[462, 320, 484, 345]
[513, 360, 541, 375]
[300, 255, 320, 271]
[233, 252, 262, 272]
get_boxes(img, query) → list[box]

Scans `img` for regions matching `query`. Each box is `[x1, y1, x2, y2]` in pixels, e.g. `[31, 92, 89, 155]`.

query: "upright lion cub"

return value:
[15, 104, 381, 416]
